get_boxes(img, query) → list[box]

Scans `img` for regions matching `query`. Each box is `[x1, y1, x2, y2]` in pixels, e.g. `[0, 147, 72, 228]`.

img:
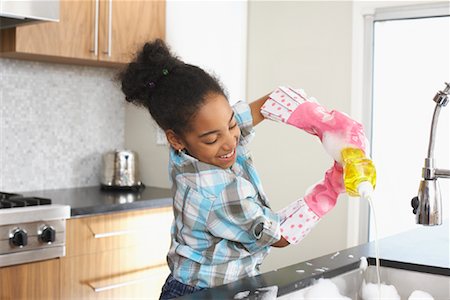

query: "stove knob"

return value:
[10, 228, 28, 248]
[39, 226, 56, 244]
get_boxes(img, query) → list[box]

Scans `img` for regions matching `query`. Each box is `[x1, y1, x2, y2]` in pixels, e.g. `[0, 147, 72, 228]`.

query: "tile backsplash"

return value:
[0, 58, 125, 192]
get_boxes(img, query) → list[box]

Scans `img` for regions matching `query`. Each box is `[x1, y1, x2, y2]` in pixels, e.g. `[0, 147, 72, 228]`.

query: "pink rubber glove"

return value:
[261, 86, 368, 163]
[277, 162, 345, 245]
[303, 162, 345, 217]
[262, 87, 361, 245]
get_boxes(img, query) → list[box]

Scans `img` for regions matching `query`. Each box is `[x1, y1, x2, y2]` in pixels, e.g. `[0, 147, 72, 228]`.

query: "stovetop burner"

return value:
[0, 192, 21, 200]
[0, 191, 70, 268]
[0, 192, 52, 209]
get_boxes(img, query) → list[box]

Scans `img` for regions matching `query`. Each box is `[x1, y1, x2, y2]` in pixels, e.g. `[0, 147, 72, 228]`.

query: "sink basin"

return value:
[278, 264, 449, 299]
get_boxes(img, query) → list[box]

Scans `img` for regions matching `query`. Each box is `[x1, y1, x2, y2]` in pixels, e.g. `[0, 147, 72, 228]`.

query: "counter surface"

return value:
[19, 186, 450, 299]
[179, 222, 449, 299]
[23, 185, 172, 217]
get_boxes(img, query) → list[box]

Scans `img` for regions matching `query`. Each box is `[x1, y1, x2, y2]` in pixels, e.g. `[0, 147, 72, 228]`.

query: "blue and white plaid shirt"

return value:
[166, 101, 281, 288]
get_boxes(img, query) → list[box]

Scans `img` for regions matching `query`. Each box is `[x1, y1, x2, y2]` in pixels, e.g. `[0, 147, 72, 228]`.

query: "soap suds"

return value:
[330, 251, 340, 259]
[257, 285, 278, 300]
[361, 280, 400, 300]
[233, 290, 250, 299]
[408, 290, 434, 300]
[303, 279, 350, 300]
[233, 286, 278, 300]
[314, 268, 326, 272]
[359, 257, 368, 271]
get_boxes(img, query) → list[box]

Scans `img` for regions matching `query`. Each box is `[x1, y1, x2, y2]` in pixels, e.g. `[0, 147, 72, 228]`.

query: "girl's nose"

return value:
[223, 131, 237, 151]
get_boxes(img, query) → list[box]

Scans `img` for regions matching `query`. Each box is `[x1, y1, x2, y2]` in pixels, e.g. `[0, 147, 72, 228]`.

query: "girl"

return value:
[119, 39, 371, 299]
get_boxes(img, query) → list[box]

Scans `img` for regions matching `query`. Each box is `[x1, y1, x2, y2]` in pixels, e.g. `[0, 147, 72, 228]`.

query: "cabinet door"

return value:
[98, 0, 166, 63]
[12, 0, 97, 60]
[0, 259, 60, 300]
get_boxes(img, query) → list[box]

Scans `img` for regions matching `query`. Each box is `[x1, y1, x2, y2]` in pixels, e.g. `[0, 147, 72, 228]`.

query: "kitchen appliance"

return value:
[0, 0, 59, 29]
[101, 150, 145, 191]
[411, 82, 450, 225]
[0, 192, 70, 267]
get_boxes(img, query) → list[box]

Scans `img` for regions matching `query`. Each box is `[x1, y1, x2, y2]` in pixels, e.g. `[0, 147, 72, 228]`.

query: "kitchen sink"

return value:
[278, 264, 449, 299]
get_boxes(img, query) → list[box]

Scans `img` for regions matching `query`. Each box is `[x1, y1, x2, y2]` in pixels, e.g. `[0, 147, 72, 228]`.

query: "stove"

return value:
[0, 192, 70, 267]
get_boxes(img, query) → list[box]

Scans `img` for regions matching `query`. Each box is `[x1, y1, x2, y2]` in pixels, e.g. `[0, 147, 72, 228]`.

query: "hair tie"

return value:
[148, 67, 173, 90]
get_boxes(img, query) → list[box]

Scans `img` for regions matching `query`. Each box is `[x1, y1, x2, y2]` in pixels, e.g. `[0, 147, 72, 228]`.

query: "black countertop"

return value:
[179, 222, 449, 299]
[18, 186, 450, 298]
[22, 185, 172, 217]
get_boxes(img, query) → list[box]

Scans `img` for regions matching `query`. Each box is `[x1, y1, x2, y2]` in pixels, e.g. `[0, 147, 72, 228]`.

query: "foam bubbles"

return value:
[233, 286, 279, 300]
[303, 279, 350, 300]
[257, 286, 278, 300]
[359, 257, 368, 270]
[408, 290, 434, 300]
[233, 290, 250, 299]
[361, 281, 400, 300]
[330, 251, 340, 259]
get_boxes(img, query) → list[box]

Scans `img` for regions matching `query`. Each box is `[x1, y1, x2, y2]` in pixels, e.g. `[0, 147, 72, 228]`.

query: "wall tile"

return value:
[0, 58, 125, 192]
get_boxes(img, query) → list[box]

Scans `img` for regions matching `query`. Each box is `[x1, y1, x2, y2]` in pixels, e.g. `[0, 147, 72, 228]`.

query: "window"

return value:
[369, 7, 449, 239]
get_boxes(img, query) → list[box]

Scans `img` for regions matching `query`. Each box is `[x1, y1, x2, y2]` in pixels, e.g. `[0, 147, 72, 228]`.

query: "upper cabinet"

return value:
[0, 0, 165, 66]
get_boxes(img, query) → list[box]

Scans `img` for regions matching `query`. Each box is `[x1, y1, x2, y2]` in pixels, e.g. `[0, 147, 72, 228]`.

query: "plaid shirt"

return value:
[166, 101, 281, 288]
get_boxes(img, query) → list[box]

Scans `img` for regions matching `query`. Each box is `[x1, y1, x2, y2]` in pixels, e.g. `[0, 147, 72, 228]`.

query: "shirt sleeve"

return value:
[206, 180, 280, 253]
[232, 101, 255, 146]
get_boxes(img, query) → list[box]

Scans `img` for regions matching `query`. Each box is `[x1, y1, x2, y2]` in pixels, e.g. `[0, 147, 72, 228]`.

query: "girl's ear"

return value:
[165, 130, 186, 151]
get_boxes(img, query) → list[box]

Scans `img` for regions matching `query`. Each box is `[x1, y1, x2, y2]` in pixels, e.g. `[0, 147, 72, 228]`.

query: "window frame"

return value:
[349, 1, 450, 246]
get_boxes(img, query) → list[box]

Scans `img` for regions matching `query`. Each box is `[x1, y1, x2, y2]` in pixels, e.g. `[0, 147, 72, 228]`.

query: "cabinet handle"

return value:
[93, 275, 153, 293]
[103, 0, 112, 57]
[90, 0, 99, 56]
[93, 229, 137, 239]
[90, 264, 167, 293]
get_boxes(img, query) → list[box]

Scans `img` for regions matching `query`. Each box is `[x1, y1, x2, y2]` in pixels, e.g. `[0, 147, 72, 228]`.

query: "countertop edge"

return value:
[69, 197, 173, 218]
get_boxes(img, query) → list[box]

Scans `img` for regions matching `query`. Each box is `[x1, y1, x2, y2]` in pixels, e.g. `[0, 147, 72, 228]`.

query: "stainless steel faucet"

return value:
[411, 82, 450, 225]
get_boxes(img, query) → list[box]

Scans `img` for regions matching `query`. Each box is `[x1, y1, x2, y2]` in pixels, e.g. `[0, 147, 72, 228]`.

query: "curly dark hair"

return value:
[118, 39, 226, 135]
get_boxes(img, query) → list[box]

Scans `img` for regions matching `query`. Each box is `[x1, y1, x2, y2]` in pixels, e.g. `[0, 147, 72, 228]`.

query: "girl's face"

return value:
[169, 93, 240, 169]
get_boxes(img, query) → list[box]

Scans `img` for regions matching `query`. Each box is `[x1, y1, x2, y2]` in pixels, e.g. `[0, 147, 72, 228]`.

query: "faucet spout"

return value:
[411, 82, 449, 226]
[435, 168, 450, 179]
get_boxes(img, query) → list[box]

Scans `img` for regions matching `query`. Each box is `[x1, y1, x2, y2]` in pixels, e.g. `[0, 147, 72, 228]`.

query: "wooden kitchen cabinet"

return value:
[0, 0, 165, 66]
[0, 259, 60, 300]
[61, 207, 173, 299]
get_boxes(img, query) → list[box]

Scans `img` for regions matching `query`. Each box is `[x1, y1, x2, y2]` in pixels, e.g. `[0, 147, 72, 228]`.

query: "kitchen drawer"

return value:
[66, 207, 173, 257]
[61, 246, 170, 299]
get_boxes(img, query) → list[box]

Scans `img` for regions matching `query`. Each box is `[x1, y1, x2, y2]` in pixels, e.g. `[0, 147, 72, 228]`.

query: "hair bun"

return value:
[138, 39, 183, 76]
[118, 39, 224, 135]
[118, 39, 182, 105]
[140, 39, 173, 67]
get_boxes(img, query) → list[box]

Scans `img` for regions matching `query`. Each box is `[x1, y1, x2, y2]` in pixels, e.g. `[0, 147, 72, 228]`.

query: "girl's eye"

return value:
[229, 122, 237, 129]
[204, 139, 217, 145]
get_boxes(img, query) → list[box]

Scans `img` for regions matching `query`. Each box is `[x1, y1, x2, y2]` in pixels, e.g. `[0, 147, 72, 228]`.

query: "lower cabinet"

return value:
[0, 207, 173, 300]
[0, 259, 60, 300]
[60, 207, 173, 299]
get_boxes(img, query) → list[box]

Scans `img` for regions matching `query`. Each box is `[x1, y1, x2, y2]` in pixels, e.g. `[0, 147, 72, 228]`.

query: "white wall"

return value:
[125, 0, 247, 188]
[246, 1, 353, 272]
